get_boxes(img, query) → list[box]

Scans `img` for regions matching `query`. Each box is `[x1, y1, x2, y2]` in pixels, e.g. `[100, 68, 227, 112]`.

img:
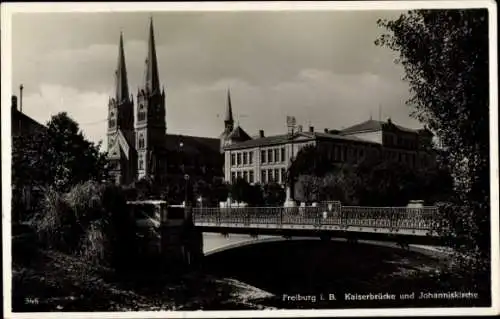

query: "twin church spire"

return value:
[114, 32, 130, 103]
[144, 17, 160, 93]
[114, 17, 160, 102]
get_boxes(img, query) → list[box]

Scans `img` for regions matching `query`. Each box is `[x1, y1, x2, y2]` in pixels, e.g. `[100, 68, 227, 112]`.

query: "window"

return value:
[138, 105, 146, 122]
[249, 171, 254, 184]
[261, 170, 266, 183]
[267, 149, 273, 163]
[231, 154, 236, 166]
[281, 147, 286, 162]
[281, 168, 286, 183]
[261, 150, 266, 163]
[139, 155, 144, 170]
[243, 152, 248, 165]
[268, 169, 273, 182]
[138, 134, 145, 149]
[237, 153, 241, 165]
[243, 171, 248, 182]
[274, 169, 279, 183]
[249, 151, 253, 165]
[108, 119, 116, 128]
[231, 172, 236, 183]
[237, 171, 242, 178]
[274, 149, 279, 162]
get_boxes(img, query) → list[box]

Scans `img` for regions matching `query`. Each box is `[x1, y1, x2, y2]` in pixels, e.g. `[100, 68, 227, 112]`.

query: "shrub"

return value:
[34, 187, 74, 252]
[33, 180, 138, 272]
[79, 219, 110, 266]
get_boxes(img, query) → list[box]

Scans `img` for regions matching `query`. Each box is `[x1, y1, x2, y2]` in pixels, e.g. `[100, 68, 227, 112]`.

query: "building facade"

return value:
[222, 116, 436, 185]
[106, 19, 223, 186]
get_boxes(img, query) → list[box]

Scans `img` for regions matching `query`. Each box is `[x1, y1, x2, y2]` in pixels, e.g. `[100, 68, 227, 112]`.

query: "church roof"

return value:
[164, 134, 220, 155]
[228, 125, 251, 141]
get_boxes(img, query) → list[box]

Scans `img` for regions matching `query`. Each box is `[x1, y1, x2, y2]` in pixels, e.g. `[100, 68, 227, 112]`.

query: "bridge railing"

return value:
[192, 205, 438, 231]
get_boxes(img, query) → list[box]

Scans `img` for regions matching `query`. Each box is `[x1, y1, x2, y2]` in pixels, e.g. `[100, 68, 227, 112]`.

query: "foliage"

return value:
[295, 175, 322, 203]
[287, 144, 336, 183]
[210, 178, 230, 204]
[229, 178, 254, 204]
[262, 183, 286, 206]
[33, 180, 137, 271]
[376, 9, 490, 283]
[12, 112, 109, 222]
[319, 167, 359, 204]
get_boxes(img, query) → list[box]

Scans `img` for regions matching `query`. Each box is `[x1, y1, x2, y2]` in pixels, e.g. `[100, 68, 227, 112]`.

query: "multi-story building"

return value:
[106, 18, 223, 186]
[222, 113, 436, 185]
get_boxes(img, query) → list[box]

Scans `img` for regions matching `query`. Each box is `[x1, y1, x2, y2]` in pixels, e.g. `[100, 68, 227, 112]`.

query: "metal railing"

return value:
[192, 204, 437, 232]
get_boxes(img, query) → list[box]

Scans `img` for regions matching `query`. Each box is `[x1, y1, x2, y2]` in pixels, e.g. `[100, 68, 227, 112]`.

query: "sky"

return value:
[11, 10, 424, 150]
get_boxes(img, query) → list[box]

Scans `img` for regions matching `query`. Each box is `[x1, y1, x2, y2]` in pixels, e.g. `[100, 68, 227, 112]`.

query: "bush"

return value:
[33, 181, 137, 271]
[35, 187, 74, 252]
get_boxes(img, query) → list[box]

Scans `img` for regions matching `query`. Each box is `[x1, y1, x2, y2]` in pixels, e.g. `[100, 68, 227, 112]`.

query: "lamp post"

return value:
[284, 116, 297, 208]
[184, 173, 190, 207]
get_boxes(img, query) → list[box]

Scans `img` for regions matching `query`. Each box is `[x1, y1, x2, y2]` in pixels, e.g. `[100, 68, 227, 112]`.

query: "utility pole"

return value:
[19, 84, 24, 113]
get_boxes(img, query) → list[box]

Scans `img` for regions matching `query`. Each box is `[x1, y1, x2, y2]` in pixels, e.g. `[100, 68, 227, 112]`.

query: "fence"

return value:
[192, 202, 437, 231]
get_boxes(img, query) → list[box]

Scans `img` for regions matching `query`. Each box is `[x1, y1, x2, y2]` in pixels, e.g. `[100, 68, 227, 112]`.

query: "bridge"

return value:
[192, 205, 441, 248]
[131, 202, 446, 269]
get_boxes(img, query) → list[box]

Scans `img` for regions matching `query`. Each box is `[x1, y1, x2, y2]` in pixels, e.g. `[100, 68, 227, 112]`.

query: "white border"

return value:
[1, 1, 498, 318]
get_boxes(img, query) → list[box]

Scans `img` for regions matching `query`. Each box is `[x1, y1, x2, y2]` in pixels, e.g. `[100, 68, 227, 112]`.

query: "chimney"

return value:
[309, 126, 314, 133]
[259, 130, 265, 138]
[387, 118, 392, 124]
[324, 128, 328, 133]
[19, 84, 24, 113]
[11, 95, 18, 110]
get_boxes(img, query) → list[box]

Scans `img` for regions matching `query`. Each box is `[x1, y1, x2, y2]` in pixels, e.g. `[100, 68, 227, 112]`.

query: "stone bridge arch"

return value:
[202, 233, 451, 258]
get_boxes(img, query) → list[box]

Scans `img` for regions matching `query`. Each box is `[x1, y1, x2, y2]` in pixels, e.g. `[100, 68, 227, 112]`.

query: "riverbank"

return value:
[12, 249, 276, 312]
[11, 240, 490, 311]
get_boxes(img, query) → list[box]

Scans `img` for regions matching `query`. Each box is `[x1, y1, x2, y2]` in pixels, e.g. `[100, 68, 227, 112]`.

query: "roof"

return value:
[228, 125, 251, 141]
[224, 131, 379, 150]
[341, 119, 419, 134]
[164, 134, 220, 155]
[11, 109, 46, 136]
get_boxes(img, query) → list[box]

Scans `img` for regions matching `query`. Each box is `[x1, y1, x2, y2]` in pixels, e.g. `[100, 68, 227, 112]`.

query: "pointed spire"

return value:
[225, 88, 234, 124]
[115, 32, 130, 103]
[143, 17, 160, 93]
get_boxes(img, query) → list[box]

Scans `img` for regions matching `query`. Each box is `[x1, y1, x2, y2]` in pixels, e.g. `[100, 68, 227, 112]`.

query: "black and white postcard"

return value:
[2, 1, 499, 318]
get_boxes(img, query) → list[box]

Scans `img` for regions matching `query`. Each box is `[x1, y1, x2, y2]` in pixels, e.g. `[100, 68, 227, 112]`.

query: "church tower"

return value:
[219, 89, 234, 153]
[107, 32, 135, 184]
[135, 17, 167, 180]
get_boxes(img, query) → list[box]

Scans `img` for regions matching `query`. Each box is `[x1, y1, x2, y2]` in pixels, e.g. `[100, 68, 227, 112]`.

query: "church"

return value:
[106, 18, 226, 187]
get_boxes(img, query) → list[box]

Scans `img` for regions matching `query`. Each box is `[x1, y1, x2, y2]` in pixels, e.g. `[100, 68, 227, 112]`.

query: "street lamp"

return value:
[184, 173, 190, 207]
[285, 116, 297, 207]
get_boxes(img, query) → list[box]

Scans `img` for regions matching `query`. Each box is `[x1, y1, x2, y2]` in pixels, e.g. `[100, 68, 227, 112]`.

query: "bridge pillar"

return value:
[283, 186, 297, 207]
[160, 205, 204, 274]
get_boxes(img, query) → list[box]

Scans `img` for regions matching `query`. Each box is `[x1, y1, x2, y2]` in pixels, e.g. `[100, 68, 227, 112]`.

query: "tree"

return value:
[320, 166, 359, 205]
[295, 175, 322, 203]
[288, 144, 337, 181]
[229, 178, 254, 204]
[262, 183, 285, 206]
[376, 9, 490, 287]
[210, 178, 230, 205]
[12, 112, 109, 192]
[46, 113, 109, 191]
[12, 112, 109, 221]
